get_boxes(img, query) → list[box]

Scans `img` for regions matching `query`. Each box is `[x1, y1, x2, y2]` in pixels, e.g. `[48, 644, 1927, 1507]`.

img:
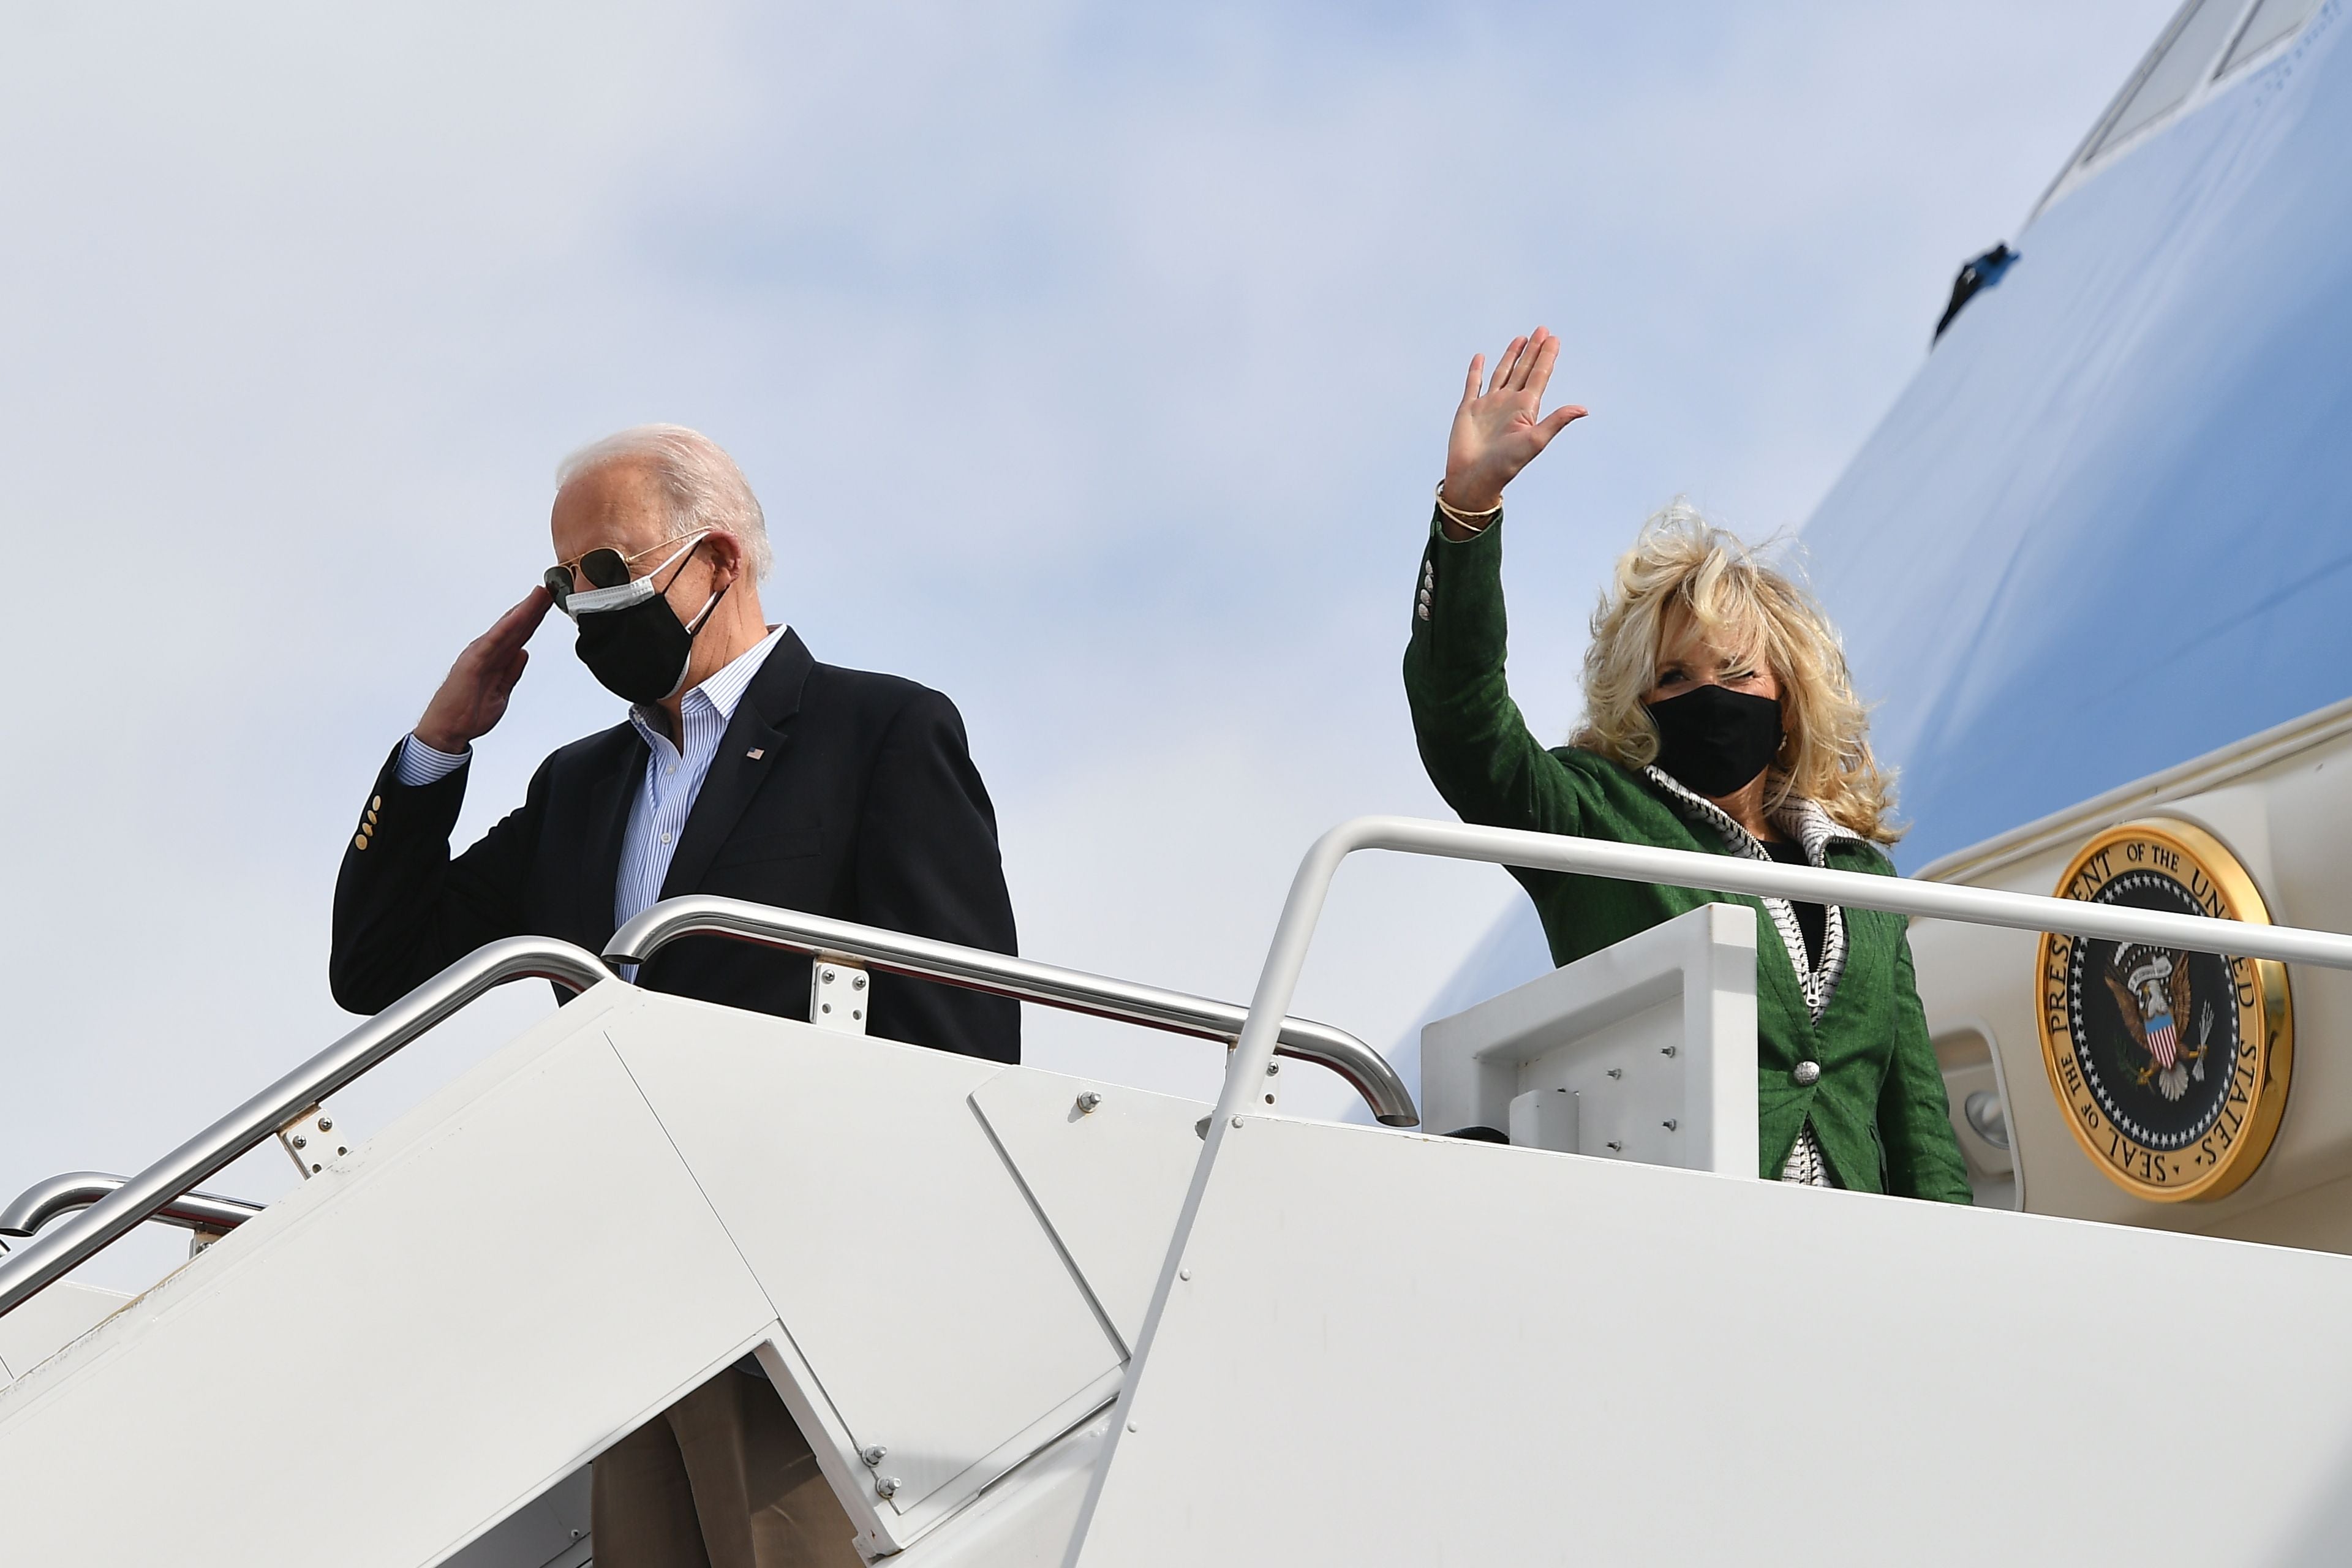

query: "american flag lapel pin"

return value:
[747, 747, 765, 760]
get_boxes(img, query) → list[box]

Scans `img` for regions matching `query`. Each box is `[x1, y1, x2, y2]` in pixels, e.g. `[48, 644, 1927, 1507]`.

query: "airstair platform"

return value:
[10, 818, 2352, 1566]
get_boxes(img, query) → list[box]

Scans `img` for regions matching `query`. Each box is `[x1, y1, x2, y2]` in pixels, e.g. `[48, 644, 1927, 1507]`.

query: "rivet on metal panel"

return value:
[1607, 1068, 1623, 1079]
[877, 1477, 902, 1499]
[1127, 1420, 1139, 1433]
[276, 1102, 350, 1179]
[1660, 1046, 1676, 1058]
[1607, 1140, 1624, 1152]
[1265, 1062, 1280, 1076]
[1076, 1091, 1103, 1114]
[810, 959, 871, 1036]
[860, 1444, 888, 1468]
[1179, 1267, 1191, 1281]
[1663, 1119, 1678, 1131]
[1231, 1115, 1243, 1129]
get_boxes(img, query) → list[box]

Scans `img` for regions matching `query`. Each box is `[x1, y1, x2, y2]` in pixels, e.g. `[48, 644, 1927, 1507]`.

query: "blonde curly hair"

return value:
[1572, 500, 1901, 843]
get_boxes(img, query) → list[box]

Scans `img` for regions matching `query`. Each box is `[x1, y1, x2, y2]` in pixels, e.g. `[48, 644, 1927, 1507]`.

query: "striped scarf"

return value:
[1640, 766, 1858, 1020]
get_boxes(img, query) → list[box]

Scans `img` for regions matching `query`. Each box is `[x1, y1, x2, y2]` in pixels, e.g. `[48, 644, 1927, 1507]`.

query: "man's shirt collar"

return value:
[630, 624, 788, 748]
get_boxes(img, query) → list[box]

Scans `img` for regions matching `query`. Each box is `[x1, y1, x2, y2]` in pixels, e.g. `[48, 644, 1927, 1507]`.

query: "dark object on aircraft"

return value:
[1933, 243, 2018, 344]
[1442, 1125, 1510, 1144]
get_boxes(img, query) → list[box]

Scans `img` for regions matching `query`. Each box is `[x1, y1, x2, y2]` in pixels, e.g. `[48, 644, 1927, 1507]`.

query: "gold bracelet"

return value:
[1434, 481, 1502, 532]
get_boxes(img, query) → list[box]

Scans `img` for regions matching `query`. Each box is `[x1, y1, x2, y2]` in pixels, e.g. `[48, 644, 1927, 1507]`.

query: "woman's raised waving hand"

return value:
[1441, 326, 1587, 529]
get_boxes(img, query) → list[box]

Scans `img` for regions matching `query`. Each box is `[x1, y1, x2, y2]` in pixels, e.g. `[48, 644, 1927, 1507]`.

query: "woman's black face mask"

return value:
[1645, 684, 1784, 797]
[554, 536, 728, 704]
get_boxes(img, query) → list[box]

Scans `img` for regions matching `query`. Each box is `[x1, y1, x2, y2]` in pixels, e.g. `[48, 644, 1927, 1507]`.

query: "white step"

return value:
[0, 982, 1203, 1566]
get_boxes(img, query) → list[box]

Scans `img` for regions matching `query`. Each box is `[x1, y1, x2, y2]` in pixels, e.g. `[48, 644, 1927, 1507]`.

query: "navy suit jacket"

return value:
[330, 629, 1020, 1063]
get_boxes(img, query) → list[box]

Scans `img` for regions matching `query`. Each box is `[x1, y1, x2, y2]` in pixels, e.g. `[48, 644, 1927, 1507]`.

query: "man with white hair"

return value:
[331, 424, 1017, 1566]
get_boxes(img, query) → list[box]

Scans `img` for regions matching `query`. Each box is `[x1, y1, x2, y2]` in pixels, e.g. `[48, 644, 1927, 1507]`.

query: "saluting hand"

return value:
[413, 587, 552, 754]
[1442, 326, 1587, 522]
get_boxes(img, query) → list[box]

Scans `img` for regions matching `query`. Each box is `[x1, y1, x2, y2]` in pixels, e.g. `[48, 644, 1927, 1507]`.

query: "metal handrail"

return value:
[0, 937, 612, 1321]
[605, 896, 1419, 1127]
[1209, 815, 2352, 1126]
[1, 1173, 262, 1240]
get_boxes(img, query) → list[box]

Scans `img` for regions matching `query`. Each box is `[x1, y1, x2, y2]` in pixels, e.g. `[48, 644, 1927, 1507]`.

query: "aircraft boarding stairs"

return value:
[12, 817, 2352, 1566]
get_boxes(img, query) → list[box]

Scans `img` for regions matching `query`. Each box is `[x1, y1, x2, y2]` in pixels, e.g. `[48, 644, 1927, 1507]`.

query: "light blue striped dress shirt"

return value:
[395, 626, 788, 967]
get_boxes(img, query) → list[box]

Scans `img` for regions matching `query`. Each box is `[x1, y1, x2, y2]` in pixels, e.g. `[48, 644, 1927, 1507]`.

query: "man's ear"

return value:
[706, 528, 744, 589]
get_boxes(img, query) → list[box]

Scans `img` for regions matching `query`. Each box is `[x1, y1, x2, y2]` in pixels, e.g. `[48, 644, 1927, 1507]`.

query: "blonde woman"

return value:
[1405, 326, 1970, 1201]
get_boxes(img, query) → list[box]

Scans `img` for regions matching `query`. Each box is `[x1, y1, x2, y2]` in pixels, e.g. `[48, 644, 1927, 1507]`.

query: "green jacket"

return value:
[1403, 512, 1971, 1202]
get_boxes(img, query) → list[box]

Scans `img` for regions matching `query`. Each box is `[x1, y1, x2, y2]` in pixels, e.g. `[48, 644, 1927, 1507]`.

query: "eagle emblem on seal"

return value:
[2100, 944, 2211, 1103]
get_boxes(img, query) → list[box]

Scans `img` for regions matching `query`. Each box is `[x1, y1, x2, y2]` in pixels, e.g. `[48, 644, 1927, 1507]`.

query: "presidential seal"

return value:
[2037, 820, 2292, 1202]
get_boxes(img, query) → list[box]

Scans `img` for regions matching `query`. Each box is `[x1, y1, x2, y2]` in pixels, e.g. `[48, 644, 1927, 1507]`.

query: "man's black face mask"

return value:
[559, 536, 727, 705]
[1645, 683, 1784, 798]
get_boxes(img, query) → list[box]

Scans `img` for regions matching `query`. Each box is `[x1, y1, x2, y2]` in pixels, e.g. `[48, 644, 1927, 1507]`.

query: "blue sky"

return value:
[0, 0, 2171, 1286]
